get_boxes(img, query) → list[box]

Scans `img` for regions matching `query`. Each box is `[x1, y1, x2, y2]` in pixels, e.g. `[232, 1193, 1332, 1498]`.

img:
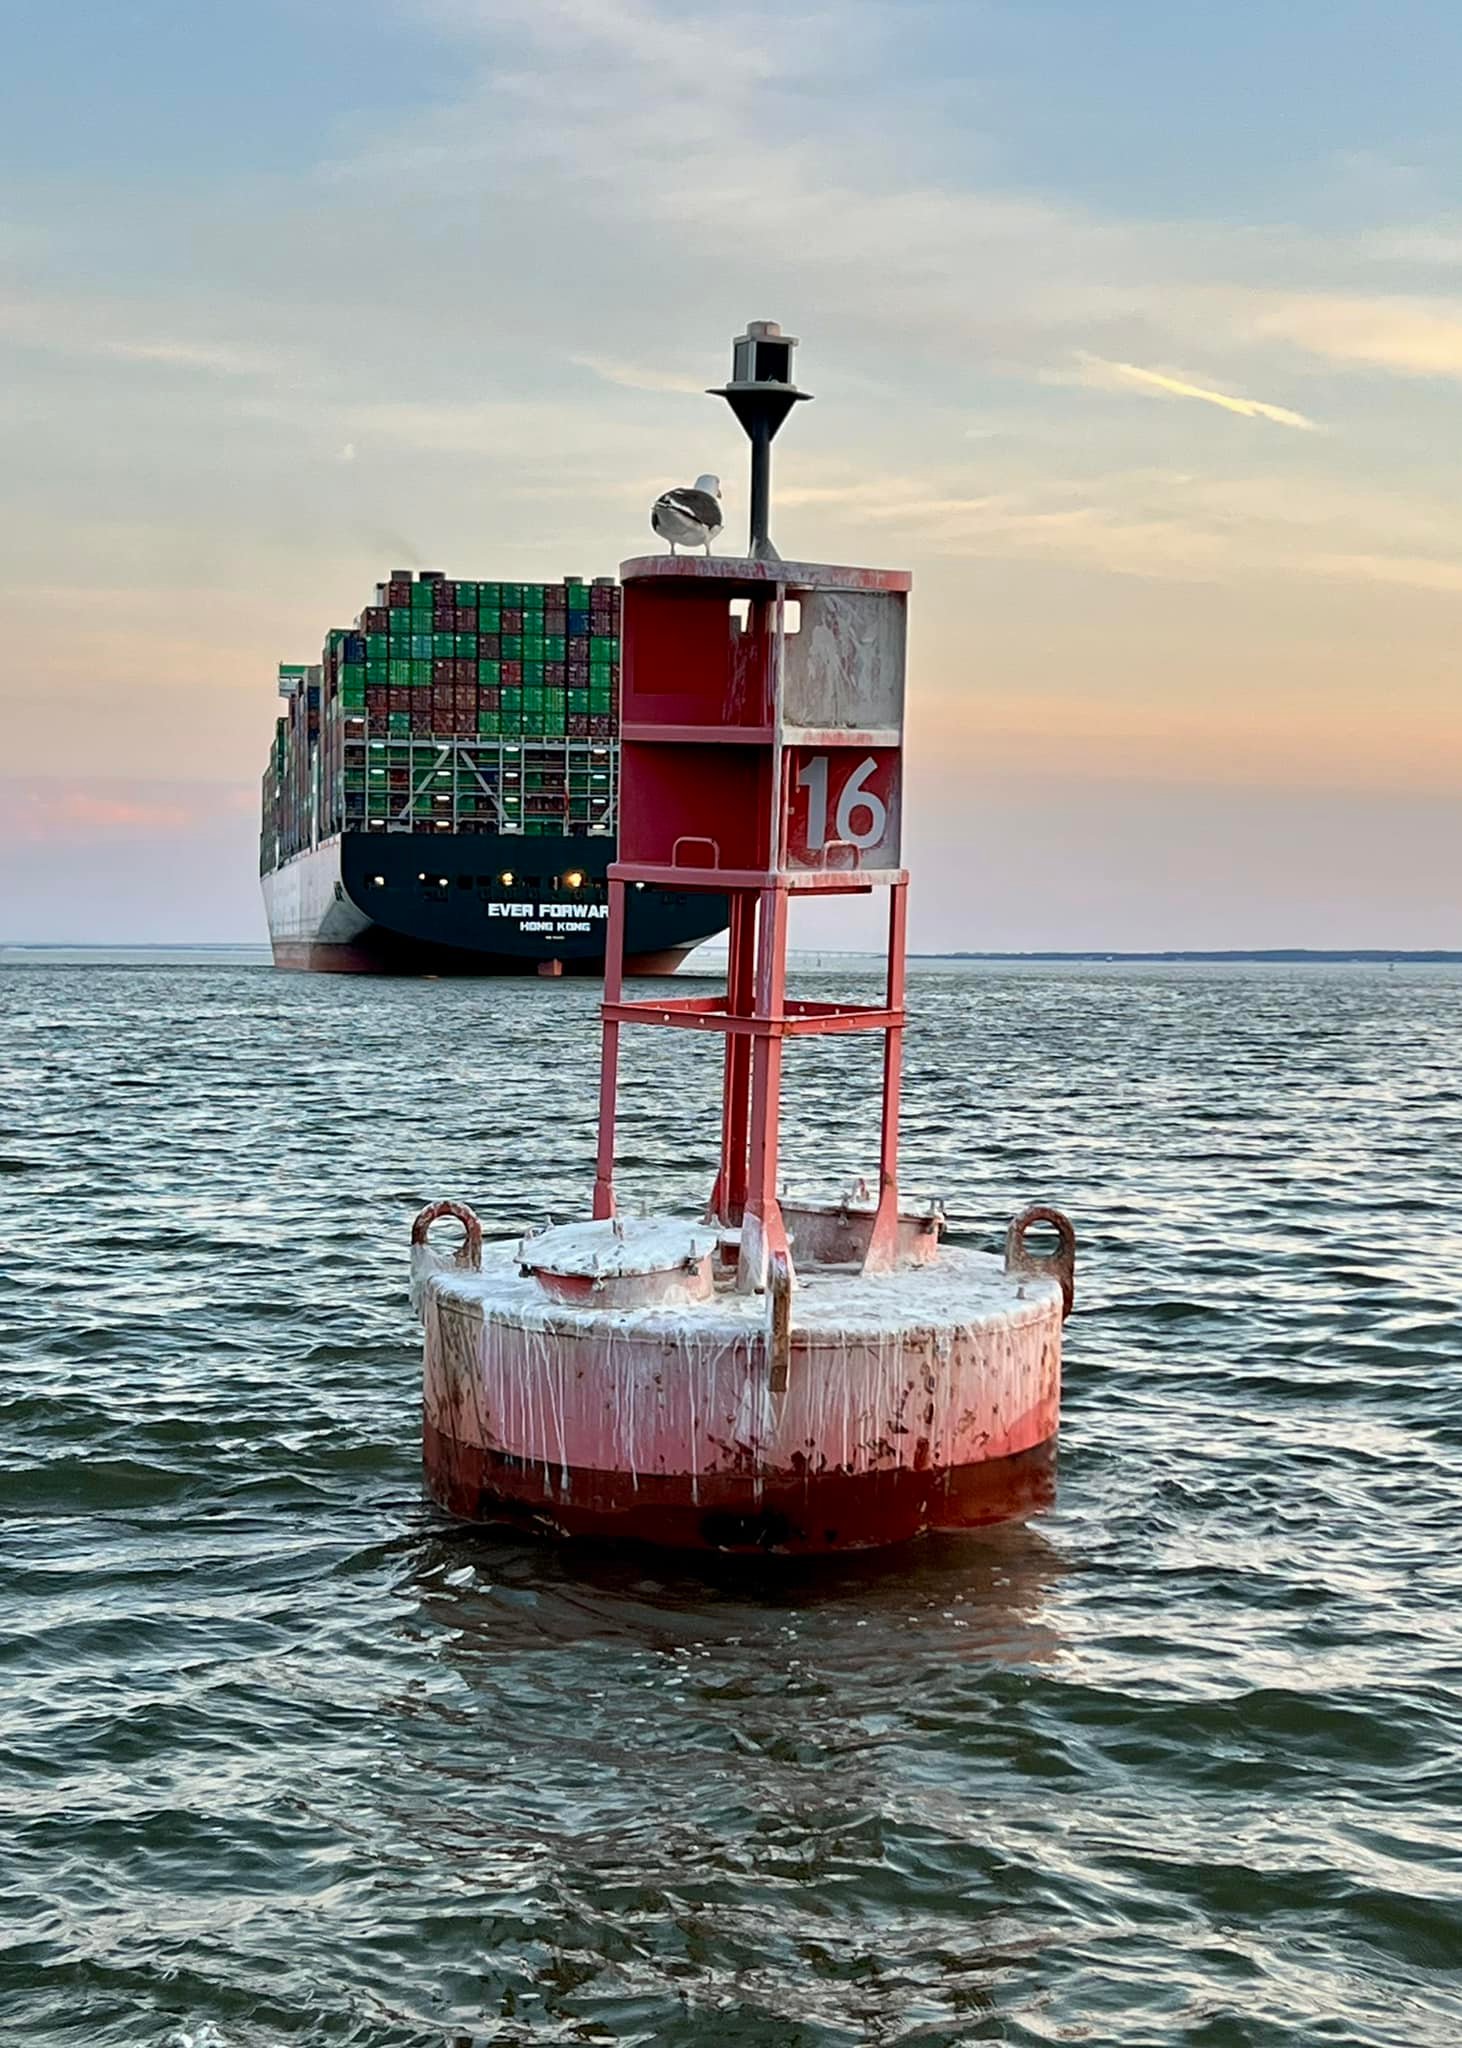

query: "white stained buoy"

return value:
[651, 475, 723, 555]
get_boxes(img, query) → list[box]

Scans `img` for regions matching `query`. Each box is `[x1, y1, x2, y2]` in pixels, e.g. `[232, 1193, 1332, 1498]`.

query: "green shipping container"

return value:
[411, 660, 431, 686]
[501, 635, 523, 659]
[434, 633, 455, 657]
[389, 660, 410, 685]
[366, 661, 387, 684]
[389, 714, 410, 736]
[479, 610, 501, 635]
[478, 660, 500, 685]
[478, 711, 500, 735]
[456, 582, 477, 605]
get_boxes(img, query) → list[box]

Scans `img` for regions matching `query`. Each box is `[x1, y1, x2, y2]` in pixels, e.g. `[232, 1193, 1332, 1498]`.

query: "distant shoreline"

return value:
[3, 942, 1458, 967]
[915, 949, 1462, 964]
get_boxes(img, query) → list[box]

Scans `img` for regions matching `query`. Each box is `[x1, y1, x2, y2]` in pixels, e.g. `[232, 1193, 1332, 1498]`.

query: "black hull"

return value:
[261, 831, 725, 976]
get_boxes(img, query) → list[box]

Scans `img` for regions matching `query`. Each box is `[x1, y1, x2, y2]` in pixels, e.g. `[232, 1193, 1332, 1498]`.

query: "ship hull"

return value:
[261, 833, 725, 975]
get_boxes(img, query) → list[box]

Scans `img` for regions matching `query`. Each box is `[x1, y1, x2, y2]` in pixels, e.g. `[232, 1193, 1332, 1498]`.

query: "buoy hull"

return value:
[424, 1417, 1054, 1552]
[418, 1243, 1063, 1556]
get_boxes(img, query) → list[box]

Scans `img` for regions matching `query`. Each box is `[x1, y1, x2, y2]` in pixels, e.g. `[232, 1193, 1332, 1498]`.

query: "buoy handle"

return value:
[411, 1200, 483, 1270]
[1005, 1204, 1075, 1319]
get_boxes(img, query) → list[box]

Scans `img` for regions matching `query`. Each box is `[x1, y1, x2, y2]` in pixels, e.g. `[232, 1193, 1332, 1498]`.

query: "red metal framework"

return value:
[593, 554, 913, 1290]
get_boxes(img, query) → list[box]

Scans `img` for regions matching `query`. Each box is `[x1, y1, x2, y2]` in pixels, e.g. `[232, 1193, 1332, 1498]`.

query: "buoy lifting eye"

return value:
[411, 1199, 483, 1271]
[1004, 1205, 1076, 1319]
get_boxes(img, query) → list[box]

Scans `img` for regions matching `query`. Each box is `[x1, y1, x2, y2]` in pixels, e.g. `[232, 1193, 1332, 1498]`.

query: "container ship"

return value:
[259, 568, 727, 974]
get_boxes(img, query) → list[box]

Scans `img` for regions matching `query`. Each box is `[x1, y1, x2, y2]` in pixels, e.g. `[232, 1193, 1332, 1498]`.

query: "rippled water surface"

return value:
[3, 960, 1460, 2047]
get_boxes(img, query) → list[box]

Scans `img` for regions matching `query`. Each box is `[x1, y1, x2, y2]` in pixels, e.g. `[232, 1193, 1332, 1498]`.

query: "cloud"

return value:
[1071, 356, 1318, 430]
[769, 457, 1462, 601]
[103, 336, 281, 377]
[0, 293, 287, 378]
[571, 354, 707, 396]
[3, 784, 199, 844]
[1360, 227, 1462, 267]
[1243, 293, 1462, 380]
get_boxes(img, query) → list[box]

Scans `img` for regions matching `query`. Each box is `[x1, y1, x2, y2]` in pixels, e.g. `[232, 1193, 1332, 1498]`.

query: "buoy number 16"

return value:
[795, 752, 892, 854]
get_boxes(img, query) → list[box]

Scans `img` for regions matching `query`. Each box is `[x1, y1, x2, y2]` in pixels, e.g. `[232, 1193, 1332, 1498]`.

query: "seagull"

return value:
[651, 474, 723, 556]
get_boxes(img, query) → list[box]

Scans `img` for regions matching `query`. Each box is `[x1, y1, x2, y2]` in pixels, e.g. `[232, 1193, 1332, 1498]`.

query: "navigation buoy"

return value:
[413, 325, 1075, 1554]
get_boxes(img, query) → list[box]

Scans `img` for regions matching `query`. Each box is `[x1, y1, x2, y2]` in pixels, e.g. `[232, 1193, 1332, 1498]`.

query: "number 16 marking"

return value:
[796, 754, 888, 852]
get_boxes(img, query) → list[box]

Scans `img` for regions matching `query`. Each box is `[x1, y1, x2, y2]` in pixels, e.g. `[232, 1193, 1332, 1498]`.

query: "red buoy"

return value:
[414, 327, 1074, 1554]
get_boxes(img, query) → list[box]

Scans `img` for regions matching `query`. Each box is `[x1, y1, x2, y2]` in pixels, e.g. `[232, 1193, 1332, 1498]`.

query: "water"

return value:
[2, 960, 1459, 2047]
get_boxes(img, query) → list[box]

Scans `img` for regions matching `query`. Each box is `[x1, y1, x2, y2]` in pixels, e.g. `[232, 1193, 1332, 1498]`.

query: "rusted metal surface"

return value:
[619, 555, 912, 593]
[419, 1242, 1063, 1554]
[520, 1218, 716, 1309]
[1004, 1205, 1077, 1320]
[425, 1422, 1055, 1553]
[410, 1200, 482, 1269]
[767, 1250, 793, 1395]
[781, 1194, 942, 1269]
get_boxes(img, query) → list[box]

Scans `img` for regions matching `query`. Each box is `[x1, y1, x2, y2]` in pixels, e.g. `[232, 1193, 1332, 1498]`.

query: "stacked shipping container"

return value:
[260, 571, 622, 870]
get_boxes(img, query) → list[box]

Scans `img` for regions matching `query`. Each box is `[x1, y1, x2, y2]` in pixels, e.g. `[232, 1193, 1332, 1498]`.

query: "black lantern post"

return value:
[710, 321, 811, 561]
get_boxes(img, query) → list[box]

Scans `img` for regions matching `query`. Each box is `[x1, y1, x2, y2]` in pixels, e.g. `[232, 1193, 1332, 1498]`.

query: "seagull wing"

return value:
[659, 488, 722, 528]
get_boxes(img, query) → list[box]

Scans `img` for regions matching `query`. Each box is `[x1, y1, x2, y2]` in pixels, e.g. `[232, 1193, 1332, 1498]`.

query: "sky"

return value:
[1, 0, 1460, 950]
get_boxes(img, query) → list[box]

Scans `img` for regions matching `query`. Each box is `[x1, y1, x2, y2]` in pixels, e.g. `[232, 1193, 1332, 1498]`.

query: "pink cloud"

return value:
[0, 780, 237, 845]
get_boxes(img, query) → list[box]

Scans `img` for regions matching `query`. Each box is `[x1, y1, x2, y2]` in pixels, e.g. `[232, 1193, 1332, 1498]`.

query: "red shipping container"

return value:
[433, 657, 454, 682]
[545, 662, 565, 686]
[479, 635, 501, 660]
[502, 660, 522, 685]
[387, 581, 411, 607]
[501, 609, 523, 632]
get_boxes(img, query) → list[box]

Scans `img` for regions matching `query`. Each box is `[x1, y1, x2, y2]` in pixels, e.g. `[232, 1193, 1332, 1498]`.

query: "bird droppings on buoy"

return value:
[412, 322, 1075, 1556]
